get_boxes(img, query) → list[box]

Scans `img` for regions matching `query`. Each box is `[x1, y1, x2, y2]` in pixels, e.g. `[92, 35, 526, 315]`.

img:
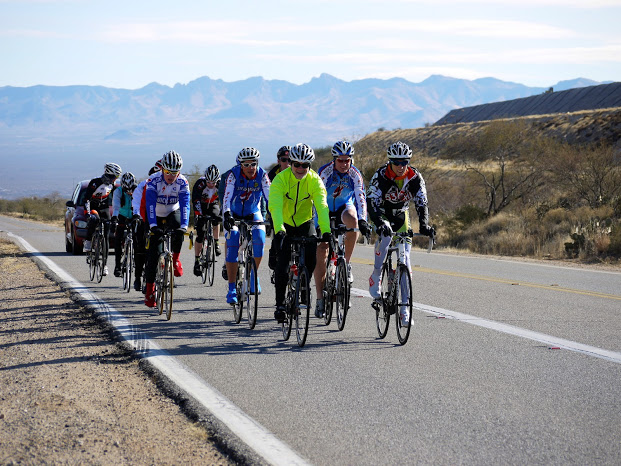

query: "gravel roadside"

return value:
[0, 238, 235, 465]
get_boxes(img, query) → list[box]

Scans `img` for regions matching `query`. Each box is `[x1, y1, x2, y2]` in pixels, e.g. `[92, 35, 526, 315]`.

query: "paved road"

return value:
[2, 215, 620, 465]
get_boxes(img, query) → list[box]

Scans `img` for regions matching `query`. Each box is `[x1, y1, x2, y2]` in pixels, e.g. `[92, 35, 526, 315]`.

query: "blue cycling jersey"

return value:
[317, 161, 367, 220]
[222, 165, 270, 219]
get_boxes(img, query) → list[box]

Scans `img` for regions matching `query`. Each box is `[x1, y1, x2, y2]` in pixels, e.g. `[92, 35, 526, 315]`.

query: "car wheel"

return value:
[71, 228, 83, 255]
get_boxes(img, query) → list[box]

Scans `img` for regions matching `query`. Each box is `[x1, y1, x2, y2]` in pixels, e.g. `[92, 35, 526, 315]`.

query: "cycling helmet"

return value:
[104, 162, 122, 178]
[204, 164, 220, 182]
[161, 150, 183, 172]
[121, 172, 137, 190]
[237, 147, 260, 164]
[277, 145, 291, 159]
[290, 143, 315, 163]
[387, 141, 412, 159]
[331, 140, 355, 158]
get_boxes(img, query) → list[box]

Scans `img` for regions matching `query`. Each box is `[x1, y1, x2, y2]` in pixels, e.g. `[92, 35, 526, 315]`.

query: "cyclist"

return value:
[313, 140, 370, 318]
[143, 151, 191, 308]
[112, 172, 137, 277]
[84, 162, 122, 277]
[222, 147, 271, 304]
[268, 143, 331, 323]
[192, 164, 222, 276]
[267, 145, 291, 272]
[367, 141, 435, 325]
[131, 161, 162, 291]
[267, 145, 292, 181]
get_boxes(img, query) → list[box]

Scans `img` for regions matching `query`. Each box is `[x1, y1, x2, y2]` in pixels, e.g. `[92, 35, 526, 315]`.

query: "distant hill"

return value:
[0, 74, 607, 199]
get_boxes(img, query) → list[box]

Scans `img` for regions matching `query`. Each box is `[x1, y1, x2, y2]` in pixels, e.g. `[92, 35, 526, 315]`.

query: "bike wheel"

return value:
[88, 241, 97, 282]
[126, 240, 134, 293]
[95, 236, 105, 283]
[207, 238, 216, 286]
[233, 262, 244, 324]
[156, 254, 166, 316]
[323, 258, 334, 326]
[200, 241, 208, 284]
[165, 256, 174, 321]
[295, 267, 311, 347]
[376, 264, 391, 339]
[395, 265, 413, 345]
[282, 273, 294, 341]
[246, 259, 259, 329]
[335, 258, 350, 331]
[122, 239, 130, 290]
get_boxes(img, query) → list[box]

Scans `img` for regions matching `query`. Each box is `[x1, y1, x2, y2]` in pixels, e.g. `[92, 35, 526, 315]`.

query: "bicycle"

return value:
[120, 220, 136, 293]
[231, 219, 269, 329]
[322, 221, 361, 331]
[196, 215, 218, 286]
[88, 219, 109, 283]
[372, 230, 434, 345]
[281, 236, 320, 347]
[152, 228, 175, 320]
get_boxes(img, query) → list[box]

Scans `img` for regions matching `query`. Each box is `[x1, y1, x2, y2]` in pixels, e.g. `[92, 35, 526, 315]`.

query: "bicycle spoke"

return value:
[246, 259, 258, 330]
[376, 264, 391, 338]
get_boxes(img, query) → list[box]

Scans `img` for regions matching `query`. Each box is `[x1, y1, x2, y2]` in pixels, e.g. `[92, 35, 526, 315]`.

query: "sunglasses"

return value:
[293, 162, 310, 169]
[241, 162, 258, 168]
[335, 158, 351, 164]
[280, 157, 290, 163]
[162, 168, 180, 175]
[390, 160, 409, 167]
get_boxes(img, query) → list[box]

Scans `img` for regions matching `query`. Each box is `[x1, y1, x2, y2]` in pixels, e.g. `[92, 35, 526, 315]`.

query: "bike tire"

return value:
[122, 237, 130, 290]
[233, 262, 244, 324]
[165, 256, 174, 321]
[88, 238, 97, 282]
[395, 265, 413, 345]
[376, 263, 391, 339]
[126, 239, 134, 293]
[157, 254, 166, 316]
[323, 256, 334, 326]
[200, 241, 208, 284]
[246, 259, 259, 329]
[335, 258, 350, 331]
[282, 272, 294, 341]
[95, 235, 104, 283]
[295, 267, 311, 347]
[207, 237, 216, 286]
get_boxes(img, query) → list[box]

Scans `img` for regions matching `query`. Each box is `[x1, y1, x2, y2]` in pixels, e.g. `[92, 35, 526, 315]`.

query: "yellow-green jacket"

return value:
[269, 167, 331, 235]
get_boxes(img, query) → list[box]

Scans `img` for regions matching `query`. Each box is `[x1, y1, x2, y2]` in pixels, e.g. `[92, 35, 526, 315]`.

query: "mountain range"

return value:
[0, 74, 605, 199]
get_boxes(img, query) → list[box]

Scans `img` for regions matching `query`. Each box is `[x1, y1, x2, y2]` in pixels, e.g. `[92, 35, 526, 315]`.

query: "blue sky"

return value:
[1, 0, 620, 89]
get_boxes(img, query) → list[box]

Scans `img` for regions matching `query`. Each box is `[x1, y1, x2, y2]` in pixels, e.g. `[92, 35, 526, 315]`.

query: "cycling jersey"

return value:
[222, 165, 270, 218]
[317, 161, 367, 220]
[132, 180, 147, 219]
[192, 177, 219, 216]
[145, 171, 191, 229]
[112, 186, 133, 220]
[268, 164, 284, 182]
[84, 175, 115, 215]
[269, 167, 330, 235]
[367, 162, 429, 232]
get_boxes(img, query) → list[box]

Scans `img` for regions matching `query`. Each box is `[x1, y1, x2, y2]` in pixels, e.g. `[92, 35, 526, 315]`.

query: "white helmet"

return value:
[237, 147, 260, 164]
[290, 143, 315, 163]
[332, 140, 355, 158]
[104, 162, 122, 178]
[161, 150, 183, 172]
[121, 172, 136, 190]
[204, 164, 220, 182]
[387, 141, 412, 159]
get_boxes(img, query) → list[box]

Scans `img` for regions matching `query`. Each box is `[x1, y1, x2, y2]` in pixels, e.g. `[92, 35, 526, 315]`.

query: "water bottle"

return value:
[290, 264, 298, 276]
[329, 256, 336, 280]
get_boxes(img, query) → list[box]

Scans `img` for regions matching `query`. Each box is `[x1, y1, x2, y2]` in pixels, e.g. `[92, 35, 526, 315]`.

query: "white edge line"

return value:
[7, 232, 311, 466]
[351, 287, 621, 365]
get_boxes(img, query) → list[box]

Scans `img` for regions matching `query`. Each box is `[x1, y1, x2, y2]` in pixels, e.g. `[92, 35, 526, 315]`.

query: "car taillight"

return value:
[75, 220, 88, 228]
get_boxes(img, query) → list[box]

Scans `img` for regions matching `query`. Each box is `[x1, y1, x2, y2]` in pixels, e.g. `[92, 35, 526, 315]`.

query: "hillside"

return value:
[354, 106, 621, 168]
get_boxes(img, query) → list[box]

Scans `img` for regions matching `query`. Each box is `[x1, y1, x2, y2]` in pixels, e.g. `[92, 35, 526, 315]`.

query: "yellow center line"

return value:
[350, 258, 621, 301]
